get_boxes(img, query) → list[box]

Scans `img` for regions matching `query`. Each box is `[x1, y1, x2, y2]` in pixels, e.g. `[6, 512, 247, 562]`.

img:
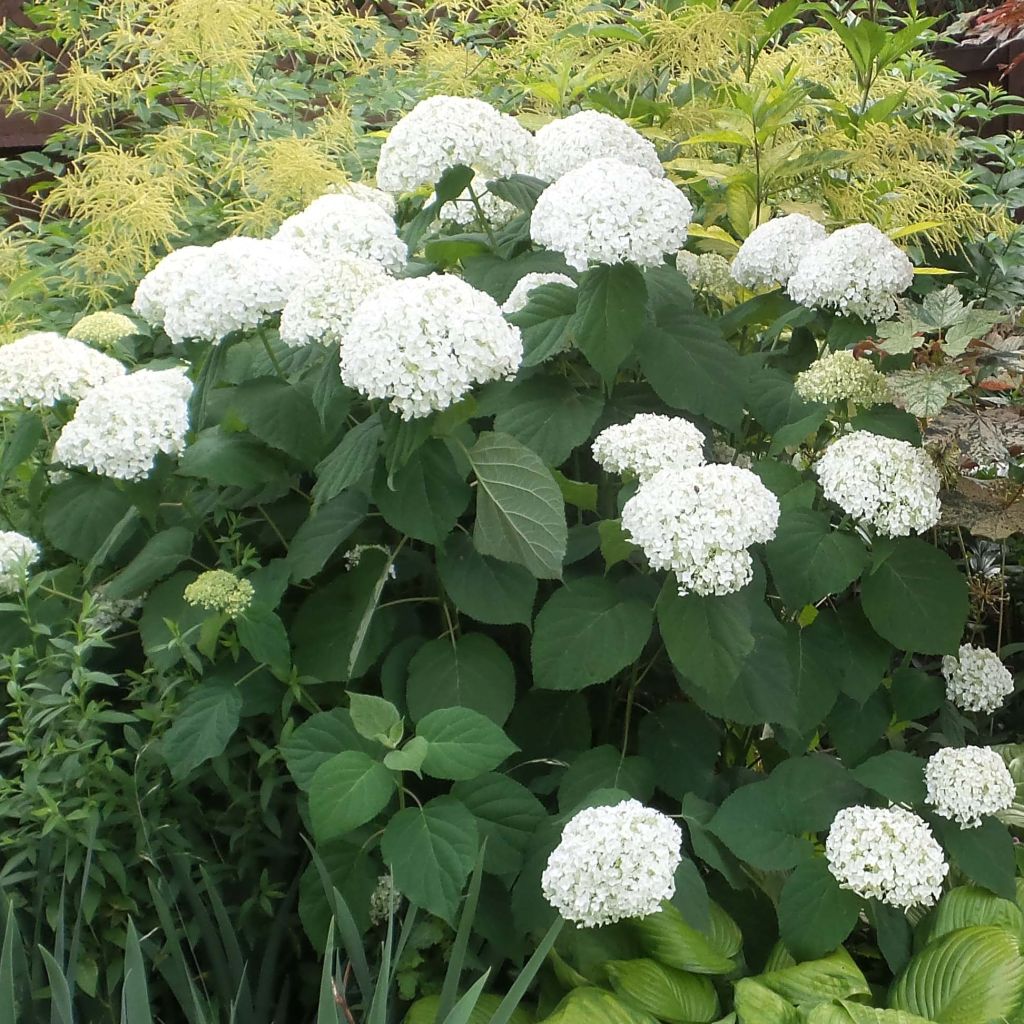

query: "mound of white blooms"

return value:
[826, 805, 947, 909]
[621, 464, 780, 596]
[531, 158, 692, 272]
[593, 413, 706, 482]
[941, 644, 1014, 714]
[0, 332, 124, 408]
[53, 367, 192, 480]
[134, 238, 311, 343]
[340, 275, 522, 419]
[502, 272, 576, 314]
[274, 194, 407, 270]
[279, 256, 390, 348]
[0, 531, 40, 592]
[334, 181, 397, 217]
[925, 746, 1016, 829]
[69, 311, 138, 347]
[787, 224, 914, 321]
[376, 95, 535, 194]
[814, 431, 940, 537]
[541, 799, 682, 928]
[794, 350, 891, 407]
[533, 110, 664, 182]
[437, 185, 520, 230]
[730, 213, 827, 290]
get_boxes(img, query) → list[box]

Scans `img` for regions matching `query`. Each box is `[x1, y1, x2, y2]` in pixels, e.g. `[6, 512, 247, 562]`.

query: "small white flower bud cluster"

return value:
[794, 350, 891, 407]
[0, 332, 124, 408]
[501, 272, 576, 314]
[183, 569, 255, 619]
[941, 644, 1014, 714]
[677, 251, 737, 299]
[592, 413, 706, 482]
[532, 110, 663, 182]
[925, 746, 1016, 828]
[68, 312, 139, 347]
[730, 214, 827, 290]
[0, 531, 39, 592]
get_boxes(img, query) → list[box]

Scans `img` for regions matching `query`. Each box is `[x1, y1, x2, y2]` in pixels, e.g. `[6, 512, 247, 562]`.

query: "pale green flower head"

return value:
[794, 349, 891, 408]
[183, 570, 254, 619]
[69, 311, 139, 347]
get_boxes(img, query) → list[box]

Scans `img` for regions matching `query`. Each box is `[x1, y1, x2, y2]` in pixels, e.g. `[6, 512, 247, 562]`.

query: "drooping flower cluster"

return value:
[787, 224, 915, 321]
[274, 194, 407, 270]
[924, 746, 1016, 829]
[825, 805, 948, 909]
[53, 367, 192, 480]
[0, 332, 124, 408]
[532, 110, 664, 182]
[729, 214, 827, 290]
[183, 570, 255, 619]
[501, 272, 576, 314]
[814, 431, 941, 537]
[677, 251, 737, 300]
[369, 874, 403, 926]
[941, 644, 1015, 714]
[278, 256, 390, 347]
[530, 158, 692, 272]
[794, 350, 891, 407]
[340, 275, 522, 419]
[0, 531, 39, 592]
[621, 464, 780, 596]
[592, 413, 707, 482]
[375, 95, 535, 194]
[134, 238, 312, 343]
[68, 311, 139, 347]
[541, 799, 682, 928]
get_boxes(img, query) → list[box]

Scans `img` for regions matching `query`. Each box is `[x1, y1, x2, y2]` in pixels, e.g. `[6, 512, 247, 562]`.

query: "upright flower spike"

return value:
[0, 332, 124, 408]
[925, 746, 1016, 828]
[942, 644, 1014, 714]
[532, 110, 664, 182]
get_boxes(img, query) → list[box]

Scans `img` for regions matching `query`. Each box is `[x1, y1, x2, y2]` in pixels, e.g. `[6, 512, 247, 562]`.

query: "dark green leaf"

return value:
[778, 856, 861, 961]
[417, 707, 519, 781]
[312, 415, 382, 510]
[437, 533, 537, 626]
[178, 429, 290, 489]
[852, 751, 926, 806]
[286, 491, 367, 582]
[933, 817, 1016, 899]
[228, 377, 324, 465]
[236, 605, 290, 673]
[103, 526, 193, 599]
[637, 704, 719, 801]
[558, 746, 654, 811]
[308, 751, 396, 842]
[162, 679, 242, 780]
[43, 476, 134, 562]
[0, 411, 43, 483]
[280, 708, 381, 790]
[572, 265, 648, 386]
[510, 283, 579, 366]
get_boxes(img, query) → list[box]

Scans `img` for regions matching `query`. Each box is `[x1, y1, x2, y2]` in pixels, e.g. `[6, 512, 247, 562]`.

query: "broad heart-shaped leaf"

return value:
[279, 708, 381, 790]
[860, 538, 968, 655]
[637, 703, 719, 801]
[532, 576, 653, 691]
[236, 605, 290, 674]
[161, 679, 242, 781]
[468, 431, 567, 579]
[509, 283, 579, 366]
[541, 986, 660, 1024]
[765, 509, 868, 608]
[406, 633, 516, 725]
[558, 746, 655, 812]
[630, 901, 736, 975]
[348, 693, 403, 747]
[604, 959, 719, 1024]
[312, 414, 382, 510]
[416, 707, 519, 781]
[571, 264, 648, 386]
[851, 751, 926, 806]
[286, 491, 367, 582]
[308, 751, 396, 843]
[380, 796, 479, 923]
[372, 439, 470, 545]
[227, 376, 324, 466]
[778, 857, 862, 961]
[178, 428, 291, 489]
[889, 925, 1024, 1023]
[755, 947, 871, 1006]
[43, 476, 134, 562]
[437, 533, 537, 626]
[102, 526, 193, 600]
[932, 817, 1016, 899]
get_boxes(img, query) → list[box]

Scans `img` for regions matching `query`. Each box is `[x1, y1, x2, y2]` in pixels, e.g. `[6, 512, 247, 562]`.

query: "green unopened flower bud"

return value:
[69, 311, 139, 347]
[794, 349, 891, 408]
[183, 570, 254, 619]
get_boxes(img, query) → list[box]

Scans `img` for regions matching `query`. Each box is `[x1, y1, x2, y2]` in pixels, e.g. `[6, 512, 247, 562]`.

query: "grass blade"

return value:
[440, 972, 490, 1024]
[436, 843, 486, 1024]
[120, 919, 153, 1024]
[1, 903, 21, 1024]
[146, 878, 209, 1024]
[487, 919, 564, 1024]
[315, 922, 341, 1024]
[37, 948, 73, 1024]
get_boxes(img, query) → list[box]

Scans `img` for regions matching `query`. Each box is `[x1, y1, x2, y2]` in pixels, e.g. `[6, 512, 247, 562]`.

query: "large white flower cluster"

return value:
[133, 238, 311, 343]
[375, 95, 535, 194]
[730, 214, 827, 290]
[814, 431, 940, 537]
[592, 413, 706, 482]
[925, 746, 1016, 829]
[437, 186, 520, 229]
[941, 644, 1014, 714]
[826, 805, 948, 909]
[274, 194, 407, 270]
[787, 224, 915, 321]
[794, 350, 891, 407]
[334, 181, 397, 217]
[0, 333, 124, 408]
[541, 799, 682, 928]
[340, 275, 522, 419]
[531, 158, 692, 272]
[621, 463, 780, 596]
[279, 257, 390, 348]
[501, 272, 576, 314]
[53, 367, 192, 480]
[0, 531, 40, 592]
[532, 110, 664, 182]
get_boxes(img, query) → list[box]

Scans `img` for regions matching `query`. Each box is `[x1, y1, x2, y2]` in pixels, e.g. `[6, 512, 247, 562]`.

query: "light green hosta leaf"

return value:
[539, 986, 659, 1024]
[406, 993, 532, 1024]
[889, 925, 1024, 1023]
[605, 959, 719, 1023]
[777, 856, 862, 961]
[308, 750, 396, 842]
[162, 679, 242, 780]
[887, 365, 968, 419]
[929, 887, 1024, 946]
[755, 947, 870, 1006]
[804, 1001, 935, 1024]
[733, 979, 800, 1024]
[416, 707, 519, 781]
[630, 901, 736, 975]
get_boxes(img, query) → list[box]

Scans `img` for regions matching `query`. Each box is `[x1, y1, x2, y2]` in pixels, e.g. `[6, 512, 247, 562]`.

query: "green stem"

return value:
[261, 334, 285, 378]
[467, 184, 500, 251]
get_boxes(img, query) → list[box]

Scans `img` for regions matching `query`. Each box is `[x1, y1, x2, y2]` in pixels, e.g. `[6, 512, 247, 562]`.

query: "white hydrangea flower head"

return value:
[275, 194, 406, 270]
[133, 245, 207, 328]
[794, 350, 891, 407]
[376, 95, 535, 194]
[68, 311, 139, 347]
[502, 272, 576, 314]
[0, 332, 125, 408]
[787, 224, 915, 321]
[925, 746, 1016, 829]
[0, 531, 40, 592]
[53, 367, 192, 480]
[825, 805, 947, 909]
[814, 432, 940, 537]
[437, 186, 519, 229]
[942, 644, 1014, 713]
[592, 413, 707, 482]
[730, 214, 827, 290]
[541, 799, 682, 928]
[621, 463, 780, 596]
[334, 181, 397, 217]
[279, 256, 391, 348]
[340, 275, 522, 419]
[532, 110, 664, 182]
[531, 158, 692, 272]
